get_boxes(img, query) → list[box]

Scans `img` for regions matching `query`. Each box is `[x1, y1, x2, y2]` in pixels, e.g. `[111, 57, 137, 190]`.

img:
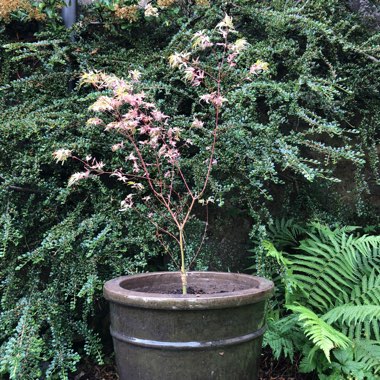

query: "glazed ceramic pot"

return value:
[104, 271, 273, 380]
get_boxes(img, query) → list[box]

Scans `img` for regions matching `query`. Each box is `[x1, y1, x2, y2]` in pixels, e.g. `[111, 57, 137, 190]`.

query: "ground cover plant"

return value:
[0, 0, 379, 378]
[261, 220, 380, 379]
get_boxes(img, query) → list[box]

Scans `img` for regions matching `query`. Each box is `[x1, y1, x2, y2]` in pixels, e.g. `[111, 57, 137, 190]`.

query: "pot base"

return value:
[104, 272, 273, 380]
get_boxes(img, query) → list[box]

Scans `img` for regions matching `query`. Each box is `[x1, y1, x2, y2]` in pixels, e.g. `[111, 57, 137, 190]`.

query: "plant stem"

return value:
[179, 227, 187, 295]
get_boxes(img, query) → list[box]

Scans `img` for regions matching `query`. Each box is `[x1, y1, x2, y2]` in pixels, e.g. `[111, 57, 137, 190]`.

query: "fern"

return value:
[267, 218, 305, 249]
[353, 339, 380, 375]
[290, 225, 380, 311]
[355, 243, 380, 276]
[262, 222, 380, 378]
[263, 315, 302, 361]
[262, 240, 293, 267]
[323, 305, 380, 327]
[287, 304, 351, 362]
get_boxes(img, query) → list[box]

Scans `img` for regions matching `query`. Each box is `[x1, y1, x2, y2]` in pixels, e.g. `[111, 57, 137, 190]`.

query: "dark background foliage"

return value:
[0, 0, 379, 378]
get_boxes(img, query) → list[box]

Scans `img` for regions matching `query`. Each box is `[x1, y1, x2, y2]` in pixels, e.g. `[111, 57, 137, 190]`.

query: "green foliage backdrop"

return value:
[0, 0, 379, 378]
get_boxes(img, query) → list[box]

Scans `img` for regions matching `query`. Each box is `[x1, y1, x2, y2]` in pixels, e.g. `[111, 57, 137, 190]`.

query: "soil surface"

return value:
[169, 286, 207, 294]
[168, 286, 233, 294]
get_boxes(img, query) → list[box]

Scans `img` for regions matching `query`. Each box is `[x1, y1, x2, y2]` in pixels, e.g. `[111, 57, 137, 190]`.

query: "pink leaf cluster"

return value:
[54, 14, 270, 276]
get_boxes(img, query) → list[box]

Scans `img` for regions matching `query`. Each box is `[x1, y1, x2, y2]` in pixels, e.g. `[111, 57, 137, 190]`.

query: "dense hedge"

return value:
[0, 0, 379, 378]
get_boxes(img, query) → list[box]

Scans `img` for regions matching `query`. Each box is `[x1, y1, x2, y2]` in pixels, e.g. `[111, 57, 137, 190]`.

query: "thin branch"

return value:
[175, 162, 195, 199]
[181, 197, 196, 229]
[155, 231, 180, 268]
[134, 202, 180, 244]
[7, 185, 43, 194]
[198, 33, 228, 199]
[127, 134, 181, 227]
[189, 204, 209, 269]
[0, 175, 43, 194]
[167, 162, 176, 206]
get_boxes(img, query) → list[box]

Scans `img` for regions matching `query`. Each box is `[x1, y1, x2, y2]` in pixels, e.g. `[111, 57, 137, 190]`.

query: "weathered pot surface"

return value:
[104, 271, 274, 380]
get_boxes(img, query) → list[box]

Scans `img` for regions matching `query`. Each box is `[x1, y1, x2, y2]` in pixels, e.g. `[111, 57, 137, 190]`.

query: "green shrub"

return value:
[0, 0, 379, 377]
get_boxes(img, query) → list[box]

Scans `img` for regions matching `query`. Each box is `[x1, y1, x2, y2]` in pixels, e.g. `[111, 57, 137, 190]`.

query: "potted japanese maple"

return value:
[54, 14, 273, 380]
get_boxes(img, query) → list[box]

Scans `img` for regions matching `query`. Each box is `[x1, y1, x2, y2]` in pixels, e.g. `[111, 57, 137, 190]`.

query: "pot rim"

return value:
[104, 271, 274, 310]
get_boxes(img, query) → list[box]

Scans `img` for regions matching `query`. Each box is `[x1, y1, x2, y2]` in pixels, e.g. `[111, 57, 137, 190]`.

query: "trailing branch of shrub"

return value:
[1, 0, 379, 378]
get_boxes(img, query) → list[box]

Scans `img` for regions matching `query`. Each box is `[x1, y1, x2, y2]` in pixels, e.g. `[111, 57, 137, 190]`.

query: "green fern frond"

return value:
[323, 305, 380, 326]
[344, 270, 380, 306]
[298, 345, 329, 374]
[287, 305, 351, 362]
[262, 240, 305, 305]
[267, 218, 305, 249]
[354, 234, 380, 258]
[262, 240, 293, 267]
[355, 243, 380, 276]
[263, 315, 302, 361]
[341, 271, 380, 340]
[290, 225, 380, 311]
[353, 339, 380, 374]
[293, 243, 354, 310]
[264, 223, 380, 377]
